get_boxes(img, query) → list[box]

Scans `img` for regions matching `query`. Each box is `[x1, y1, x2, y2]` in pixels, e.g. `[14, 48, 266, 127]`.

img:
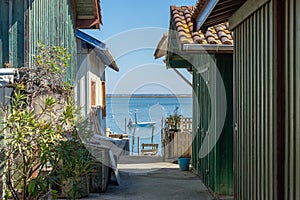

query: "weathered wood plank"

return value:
[174, 133, 178, 157]
[141, 143, 158, 156]
[141, 149, 158, 153]
[142, 144, 158, 147]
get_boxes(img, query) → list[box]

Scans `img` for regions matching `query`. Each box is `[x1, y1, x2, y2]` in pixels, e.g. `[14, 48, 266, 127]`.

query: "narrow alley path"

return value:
[84, 156, 214, 200]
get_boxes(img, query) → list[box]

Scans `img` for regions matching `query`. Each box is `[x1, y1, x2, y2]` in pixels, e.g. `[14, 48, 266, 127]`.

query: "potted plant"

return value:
[49, 137, 99, 199]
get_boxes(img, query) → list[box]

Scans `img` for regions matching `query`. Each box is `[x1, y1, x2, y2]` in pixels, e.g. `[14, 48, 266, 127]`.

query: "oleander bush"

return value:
[0, 43, 93, 200]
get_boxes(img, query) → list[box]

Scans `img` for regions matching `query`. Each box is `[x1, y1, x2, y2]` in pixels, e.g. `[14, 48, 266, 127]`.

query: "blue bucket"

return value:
[178, 157, 190, 171]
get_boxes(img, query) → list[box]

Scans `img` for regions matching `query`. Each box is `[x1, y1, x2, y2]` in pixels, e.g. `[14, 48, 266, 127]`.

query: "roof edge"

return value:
[103, 49, 119, 72]
[182, 44, 233, 53]
[154, 32, 169, 59]
[75, 29, 106, 49]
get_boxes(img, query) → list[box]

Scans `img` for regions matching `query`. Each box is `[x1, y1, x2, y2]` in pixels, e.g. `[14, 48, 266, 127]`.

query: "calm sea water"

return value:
[106, 97, 192, 155]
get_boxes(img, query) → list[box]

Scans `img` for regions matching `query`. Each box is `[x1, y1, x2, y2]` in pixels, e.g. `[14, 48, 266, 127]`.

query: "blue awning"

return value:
[75, 29, 119, 72]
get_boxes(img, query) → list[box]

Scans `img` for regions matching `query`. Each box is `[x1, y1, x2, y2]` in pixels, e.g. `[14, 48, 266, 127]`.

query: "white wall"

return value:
[75, 39, 107, 134]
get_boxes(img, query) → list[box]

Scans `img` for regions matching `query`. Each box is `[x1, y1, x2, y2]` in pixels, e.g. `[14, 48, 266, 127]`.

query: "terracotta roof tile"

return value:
[171, 6, 233, 46]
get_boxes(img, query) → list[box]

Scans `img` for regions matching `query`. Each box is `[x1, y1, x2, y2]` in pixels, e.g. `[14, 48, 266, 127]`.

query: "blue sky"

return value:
[84, 0, 197, 94]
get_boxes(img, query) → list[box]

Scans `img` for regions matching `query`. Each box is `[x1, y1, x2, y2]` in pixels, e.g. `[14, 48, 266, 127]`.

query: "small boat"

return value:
[127, 111, 156, 128]
[129, 121, 156, 128]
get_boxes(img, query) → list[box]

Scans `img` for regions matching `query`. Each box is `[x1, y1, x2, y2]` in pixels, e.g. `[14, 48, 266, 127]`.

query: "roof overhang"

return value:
[76, 30, 119, 72]
[165, 5, 234, 70]
[167, 44, 233, 69]
[72, 0, 102, 29]
[167, 29, 233, 69]
[192, 0, 246, 31]
[154, 32, 169, 60]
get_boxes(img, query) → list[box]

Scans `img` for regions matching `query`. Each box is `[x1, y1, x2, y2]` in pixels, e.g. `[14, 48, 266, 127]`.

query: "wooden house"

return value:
[75, 29, 119, 135]
[0, 0, 119, 194]
[158, 5, 235, 195]
[192, 0, 300, 199]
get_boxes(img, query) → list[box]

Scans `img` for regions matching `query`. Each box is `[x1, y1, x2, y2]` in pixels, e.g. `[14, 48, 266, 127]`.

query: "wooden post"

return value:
[134, 112, 137, 124]
[174, 131, 178, 158]
[132, 126, 136, 155]
[125, 118, 127, 134]
[138, 136, 140, 156]
[161, 117, 165, 161]
[151, 126, 154, 149]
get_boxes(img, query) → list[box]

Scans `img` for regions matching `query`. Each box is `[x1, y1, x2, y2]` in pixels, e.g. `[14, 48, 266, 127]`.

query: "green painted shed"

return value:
[165, 6, 234, 196]
[0, 0, 102, 83]
[193, 0, 300, 199]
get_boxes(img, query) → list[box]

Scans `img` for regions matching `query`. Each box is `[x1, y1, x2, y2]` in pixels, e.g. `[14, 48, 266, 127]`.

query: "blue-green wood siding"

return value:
[234, 0, 300, 199]
[0, 1, 9, 67]
[0, 0, 76, 83]
[233, 2, 276, 199]
[192, 53, 233, 195]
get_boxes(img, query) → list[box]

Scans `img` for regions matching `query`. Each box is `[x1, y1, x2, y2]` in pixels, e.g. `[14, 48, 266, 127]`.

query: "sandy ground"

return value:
[82, 156, 214, 200]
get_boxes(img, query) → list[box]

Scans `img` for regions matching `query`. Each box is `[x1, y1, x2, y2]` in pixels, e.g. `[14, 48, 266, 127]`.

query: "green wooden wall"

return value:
[0, 0, 24, 68]
[233, 2, 276, 199]
[233, 0, 300, 199]
[0, 0, 77, 83]
[192, 53, 233, 195]
[284, 0, 300, 199]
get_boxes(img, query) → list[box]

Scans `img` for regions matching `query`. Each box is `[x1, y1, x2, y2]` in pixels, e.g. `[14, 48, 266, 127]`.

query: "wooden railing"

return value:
[179, 117, 192, 133]
[161, 117, 193, 159]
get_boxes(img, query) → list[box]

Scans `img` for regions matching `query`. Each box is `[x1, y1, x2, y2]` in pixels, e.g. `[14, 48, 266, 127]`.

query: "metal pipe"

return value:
[172, 68, 192, 87]
[134, 112, 137, 124]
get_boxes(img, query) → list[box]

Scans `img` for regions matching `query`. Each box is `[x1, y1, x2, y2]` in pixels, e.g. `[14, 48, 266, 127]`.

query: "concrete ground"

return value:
[83, 156, 214, 200]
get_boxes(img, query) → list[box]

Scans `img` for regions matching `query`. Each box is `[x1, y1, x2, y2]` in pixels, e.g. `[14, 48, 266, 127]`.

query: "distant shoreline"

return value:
[107, 94, 192, 98]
